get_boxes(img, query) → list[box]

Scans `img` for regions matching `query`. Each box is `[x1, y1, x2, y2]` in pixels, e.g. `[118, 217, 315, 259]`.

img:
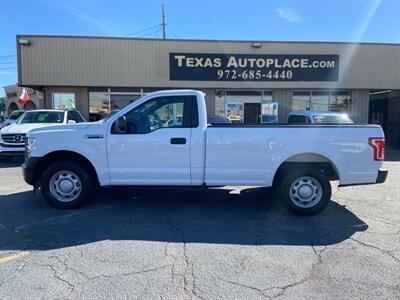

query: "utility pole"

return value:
[161, 4, 166, 39]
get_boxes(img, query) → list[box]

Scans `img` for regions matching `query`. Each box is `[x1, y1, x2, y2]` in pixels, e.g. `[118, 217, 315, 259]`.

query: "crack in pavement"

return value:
[349, 237, 400, 264]
[162, 221, 202, 299]
[181, 241, 201, 300]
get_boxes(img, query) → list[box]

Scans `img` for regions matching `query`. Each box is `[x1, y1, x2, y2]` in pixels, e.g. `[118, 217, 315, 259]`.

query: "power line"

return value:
[0, 55, 16, 58]
[0, 67, 17, 70]
[123, 24, 161, 37]
[137, 27, 162, 38]
[167, 26, 178, 38]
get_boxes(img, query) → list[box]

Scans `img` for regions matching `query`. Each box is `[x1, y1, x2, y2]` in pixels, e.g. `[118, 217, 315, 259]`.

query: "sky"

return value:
[1, 0, 400, 96]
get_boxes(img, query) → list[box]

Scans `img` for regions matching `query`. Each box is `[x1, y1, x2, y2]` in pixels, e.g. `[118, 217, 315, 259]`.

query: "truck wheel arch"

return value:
[32, 150, 100, 187]
[272, 153, 341, 187]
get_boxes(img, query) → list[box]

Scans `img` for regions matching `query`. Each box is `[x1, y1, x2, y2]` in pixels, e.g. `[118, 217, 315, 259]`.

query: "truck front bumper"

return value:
[21, 157, 40, 186]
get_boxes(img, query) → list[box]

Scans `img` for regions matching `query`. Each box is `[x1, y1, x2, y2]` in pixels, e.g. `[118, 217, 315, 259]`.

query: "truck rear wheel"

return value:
[277, 167, 331, 216]
[41, 161, 92, 209]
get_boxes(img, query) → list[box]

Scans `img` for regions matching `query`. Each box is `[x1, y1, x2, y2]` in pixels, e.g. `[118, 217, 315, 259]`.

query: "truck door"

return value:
[107, 95, 197, 185]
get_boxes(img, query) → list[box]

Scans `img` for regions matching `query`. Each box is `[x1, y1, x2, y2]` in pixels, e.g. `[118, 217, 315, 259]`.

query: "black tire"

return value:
[0, 156, 13, 163]
[277, 167, 331, 216]
[41, 160, 93, 209]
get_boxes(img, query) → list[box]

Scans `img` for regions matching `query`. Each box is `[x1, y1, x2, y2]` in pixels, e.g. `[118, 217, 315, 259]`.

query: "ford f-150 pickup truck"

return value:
[22, 90, 387, 215]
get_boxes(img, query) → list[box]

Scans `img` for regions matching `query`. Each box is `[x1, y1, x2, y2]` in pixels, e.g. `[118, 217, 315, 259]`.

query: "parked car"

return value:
[207, 116, 232, 125]
[0, 110, 25, 129]
[261, 114, 278, 124]
[287, 111, 354, 125]
[22, 90, 387, 215]
[0, 109, 86, 162]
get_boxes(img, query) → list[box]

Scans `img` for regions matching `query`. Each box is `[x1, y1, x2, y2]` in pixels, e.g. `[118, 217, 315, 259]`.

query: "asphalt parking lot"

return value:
[0, 151, 399, 299]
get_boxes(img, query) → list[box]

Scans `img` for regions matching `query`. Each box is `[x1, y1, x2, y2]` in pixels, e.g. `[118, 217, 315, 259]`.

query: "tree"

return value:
[0, 97, 5, 117]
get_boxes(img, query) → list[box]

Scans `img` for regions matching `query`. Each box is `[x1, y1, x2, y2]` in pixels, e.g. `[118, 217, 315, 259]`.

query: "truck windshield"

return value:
[312, 114, 354, 124]
[17, 111, 64, 124]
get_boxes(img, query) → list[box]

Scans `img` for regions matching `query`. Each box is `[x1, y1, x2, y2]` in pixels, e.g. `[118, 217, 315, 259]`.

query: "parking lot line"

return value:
[0, 251, 29, 264]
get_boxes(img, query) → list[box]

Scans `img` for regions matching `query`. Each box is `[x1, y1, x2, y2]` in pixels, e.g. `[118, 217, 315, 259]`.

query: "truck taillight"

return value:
[369, 137, 385, 161]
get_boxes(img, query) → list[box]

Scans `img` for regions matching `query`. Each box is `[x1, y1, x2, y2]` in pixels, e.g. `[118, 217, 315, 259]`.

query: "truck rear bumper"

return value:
[339, 168, 388, 187]
[376, 168, 388, 184]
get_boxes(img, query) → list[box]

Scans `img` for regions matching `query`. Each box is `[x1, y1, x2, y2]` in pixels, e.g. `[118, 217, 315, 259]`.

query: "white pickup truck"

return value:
[22, 90, 387, 215]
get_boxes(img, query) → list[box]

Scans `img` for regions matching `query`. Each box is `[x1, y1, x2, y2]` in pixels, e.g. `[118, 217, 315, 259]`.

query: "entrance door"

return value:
[369, 99, 388, 134]
[244, 103, 261, 124]
[107, 95, 196, 185]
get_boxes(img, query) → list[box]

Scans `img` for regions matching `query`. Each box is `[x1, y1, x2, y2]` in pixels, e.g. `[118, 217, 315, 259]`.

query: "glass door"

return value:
[225, 102, 244, 123]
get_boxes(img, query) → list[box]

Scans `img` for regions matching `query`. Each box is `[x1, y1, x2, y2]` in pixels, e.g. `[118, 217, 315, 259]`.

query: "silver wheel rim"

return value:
[49, 170, 82, 202]
[289, 176, 322, 209]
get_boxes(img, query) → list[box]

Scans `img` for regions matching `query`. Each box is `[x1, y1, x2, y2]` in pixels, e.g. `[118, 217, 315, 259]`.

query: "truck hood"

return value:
[0, 123, 59, 134]
[28, 122, 95, 135]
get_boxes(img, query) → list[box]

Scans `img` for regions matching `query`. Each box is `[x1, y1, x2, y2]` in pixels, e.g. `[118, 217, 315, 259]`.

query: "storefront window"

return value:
[293, 91, 311, 111]
[311, 91, 330, 111]
[292, 90, 351, 112]
[52, 93, 75, 109]
[330, 91, 351, 112]
[89, 90, 145, 122]
[89, 92, 109, 114]
[110, 94, 142, 111]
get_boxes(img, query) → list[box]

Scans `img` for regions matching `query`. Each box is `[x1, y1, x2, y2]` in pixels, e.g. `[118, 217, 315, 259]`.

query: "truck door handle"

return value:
[170, 138, 186, 144]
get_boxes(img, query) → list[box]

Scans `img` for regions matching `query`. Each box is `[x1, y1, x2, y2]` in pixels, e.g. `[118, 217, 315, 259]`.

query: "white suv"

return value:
[0, 109, 86, 162]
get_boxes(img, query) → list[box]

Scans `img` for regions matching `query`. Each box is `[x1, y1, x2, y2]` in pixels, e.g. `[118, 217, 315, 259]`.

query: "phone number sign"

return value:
[169, 53, 339, 81]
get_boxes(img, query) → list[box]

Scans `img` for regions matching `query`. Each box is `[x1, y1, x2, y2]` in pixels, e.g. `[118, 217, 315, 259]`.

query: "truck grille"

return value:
[1, 134, 26, 146]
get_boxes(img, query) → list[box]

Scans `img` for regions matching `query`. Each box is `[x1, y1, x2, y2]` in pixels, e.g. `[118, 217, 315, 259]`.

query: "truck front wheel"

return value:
[278, 168, 331, 216]
[41, 161, 92, 209]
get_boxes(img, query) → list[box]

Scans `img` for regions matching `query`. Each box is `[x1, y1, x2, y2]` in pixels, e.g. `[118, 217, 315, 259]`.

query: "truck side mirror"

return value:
[113, 116, 127, 134]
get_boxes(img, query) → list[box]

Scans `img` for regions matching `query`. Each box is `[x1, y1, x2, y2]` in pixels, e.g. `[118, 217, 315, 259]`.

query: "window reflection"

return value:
[292, 90, 351, 112]
[89, 91, 144, 122]
[52, 93, 75, 109]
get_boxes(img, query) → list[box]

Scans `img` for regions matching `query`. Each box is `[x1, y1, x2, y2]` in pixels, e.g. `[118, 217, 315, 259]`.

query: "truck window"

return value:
[112, 96, 197, 134]
[287, 115, 310, 124]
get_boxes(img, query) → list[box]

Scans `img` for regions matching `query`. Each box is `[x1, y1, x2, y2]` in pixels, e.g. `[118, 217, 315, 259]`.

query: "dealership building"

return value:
[9, 35, 400, 142]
